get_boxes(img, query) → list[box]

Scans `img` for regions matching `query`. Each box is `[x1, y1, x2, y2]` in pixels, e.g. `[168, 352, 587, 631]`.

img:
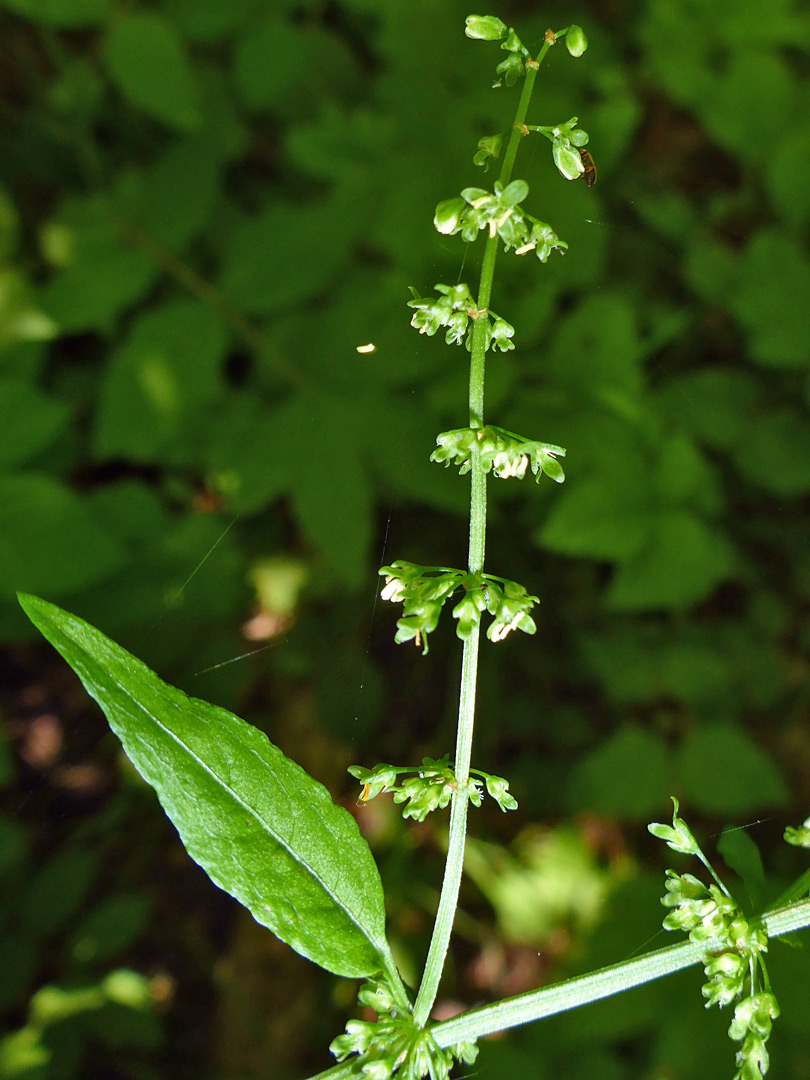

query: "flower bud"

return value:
[464, 15, 507, 41]
[566, 25, 588, 57]
[552, 140, 584, 181]
[433, 197, 465, 234]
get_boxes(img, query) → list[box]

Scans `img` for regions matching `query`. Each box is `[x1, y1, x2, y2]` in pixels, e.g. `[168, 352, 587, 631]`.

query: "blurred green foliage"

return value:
[1, 0, 809, 1077]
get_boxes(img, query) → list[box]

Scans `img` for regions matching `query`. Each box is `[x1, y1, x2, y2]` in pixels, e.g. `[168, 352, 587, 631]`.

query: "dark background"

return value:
[1, 0, 809, 1077]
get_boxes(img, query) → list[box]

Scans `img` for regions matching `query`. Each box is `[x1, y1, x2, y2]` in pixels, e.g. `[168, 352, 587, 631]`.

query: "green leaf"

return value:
[0, 475, 124, 601]
[39, 197, 157, 334]
[716, 829, 766, 909]
[18, 594, 391, 979]
[727, 230, 810, 369]
[68, 893, 151, 965]
[675, 723, 789, 816]
[731, 408, 810, 496]
[0, 378, 68, 468]
[566, 726, 670, 819]
[233, 17, 357, 114]
[101, 13, 202, 131]
[539, 475, 653, 562]
[93, 300, 227, 464]
[0, 934, 37, 1012]
[655, 368, 756, 451]
[117, 137, 220, 252]
[580, 626, 733, 706]
[0, 187, 19, 262]
[0, 268, 57, 348]
[165, 0, 266, 43]
[766, 126, 810, 228]
[207, 391, 375, 585]
[20, 847, 99, 937]
[218, 194, 356, 315]
[546, 293, 644, 399]
[606, 511, 734, 612]
[699, 52, 794, 166]
[0, 0, 111, 27]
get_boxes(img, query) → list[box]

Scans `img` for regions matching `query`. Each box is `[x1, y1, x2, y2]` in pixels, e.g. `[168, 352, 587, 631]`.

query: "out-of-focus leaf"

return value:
[0, 187, 19, 262]
[717, 828, 766, 908]
[579, 627, 733, 705]
[546, 292, 644, 399]
[0, 379, 67, 468]
[19, 848, 98, 938]
[117, 137, 220, 252]
[0, 269, 57, 347]
[233, 16, 358, 114]
[607, 511, 734, 612]
[93, 300, 227, 463]
[68, 893, 151, 965]
[731, 408, 810, 495]
[0, 935, 37, 1012]
[101, 12, 202, 131]
[164, 0, 266, 43]
[727, 230, 810, 369]
[0, 0, 111, 27]
[655, 369, 757, 451]
[0, 475, 124, 600]
[700, 52, 794, 165]
[675, 723, 789, 815]
[218, 194, 357, 316]
[766, 127, 810, 227]
[539, 473, 653, 562]
[566, 726, 670, 818]
[19, 595, 392, 979]
[39, 198, 157, 334]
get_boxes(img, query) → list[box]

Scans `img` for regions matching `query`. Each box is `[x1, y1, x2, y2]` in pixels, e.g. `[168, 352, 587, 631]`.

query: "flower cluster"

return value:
[407, 283, 515, 353]
[349, 756, 518, 822]
[379, 561, 539, 652]
[473, 132, 503, 171]
[649, 799, 780, 1080]
[434, 181, 568, 263]
[330, 978, 477, 1080]
[525, 115, 593, 182]
[431, 425, 566, 483]
[464, 16, 588, 85]
[783, 815, 810, 849]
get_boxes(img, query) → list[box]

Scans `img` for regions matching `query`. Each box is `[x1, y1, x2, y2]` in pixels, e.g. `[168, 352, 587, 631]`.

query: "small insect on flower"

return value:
[578, 147, 596, 187]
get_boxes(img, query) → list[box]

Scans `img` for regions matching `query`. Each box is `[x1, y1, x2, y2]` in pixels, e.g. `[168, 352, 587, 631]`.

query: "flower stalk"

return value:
[413, 29, 560, 1030]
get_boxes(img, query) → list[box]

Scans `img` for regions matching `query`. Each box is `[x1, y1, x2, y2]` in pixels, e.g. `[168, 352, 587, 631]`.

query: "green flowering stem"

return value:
[307, 901, 810, 1080]
[411, 31, 557, 1033]
[427, 901, 810, 1048]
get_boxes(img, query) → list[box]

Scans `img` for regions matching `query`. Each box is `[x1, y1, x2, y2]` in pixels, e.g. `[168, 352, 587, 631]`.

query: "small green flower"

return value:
[649, 797, 702, 856]
[565, 25, 588, 57]
[464, 15, 507, 41]
[552, 137, 585, 181]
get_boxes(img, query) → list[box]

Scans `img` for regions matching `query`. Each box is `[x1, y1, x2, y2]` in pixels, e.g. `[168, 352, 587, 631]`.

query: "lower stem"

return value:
[412, 622, 481, 1028]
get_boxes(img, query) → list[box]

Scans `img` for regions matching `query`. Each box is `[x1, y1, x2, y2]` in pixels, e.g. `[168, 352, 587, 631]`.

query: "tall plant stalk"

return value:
[413, 32, 556, 1030]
